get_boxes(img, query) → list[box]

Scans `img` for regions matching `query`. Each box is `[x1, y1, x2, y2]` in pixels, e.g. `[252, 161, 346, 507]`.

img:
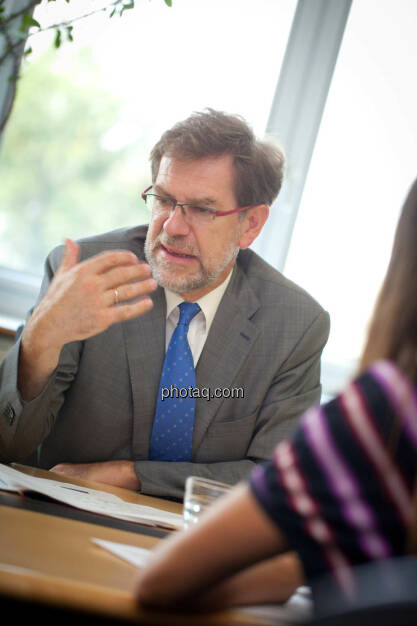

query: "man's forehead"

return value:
[155, 154, 236, 202]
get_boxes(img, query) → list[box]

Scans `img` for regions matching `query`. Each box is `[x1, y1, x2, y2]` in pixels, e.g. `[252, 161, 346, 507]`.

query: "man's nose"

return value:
[163, 204, 191, 237]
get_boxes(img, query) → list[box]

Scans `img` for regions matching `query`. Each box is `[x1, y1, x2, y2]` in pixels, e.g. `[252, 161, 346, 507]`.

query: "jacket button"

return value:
[3, 403, 15, 426]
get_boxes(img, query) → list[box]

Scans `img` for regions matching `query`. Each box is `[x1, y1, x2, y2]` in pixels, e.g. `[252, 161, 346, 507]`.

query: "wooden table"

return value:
[0, 465, 274, 625]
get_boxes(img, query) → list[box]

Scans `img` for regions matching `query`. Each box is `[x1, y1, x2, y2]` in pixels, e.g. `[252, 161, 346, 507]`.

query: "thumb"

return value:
[59, 238, 80, 273]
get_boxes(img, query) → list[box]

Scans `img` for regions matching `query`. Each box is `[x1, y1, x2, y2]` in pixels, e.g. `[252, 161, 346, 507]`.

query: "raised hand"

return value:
[33, 238, 157, 346]
[18, 238, 158, 400]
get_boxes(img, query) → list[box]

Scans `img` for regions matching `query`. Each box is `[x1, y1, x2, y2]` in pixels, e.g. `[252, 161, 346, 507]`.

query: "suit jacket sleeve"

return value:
[0, 246, 82, 462]
[134, 309, 330, 499]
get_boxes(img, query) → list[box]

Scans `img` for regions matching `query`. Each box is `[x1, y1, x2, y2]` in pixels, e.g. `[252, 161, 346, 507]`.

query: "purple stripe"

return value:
[369, 360, 417, 451]
[303, 405, 391, 559]
[344, 380, 412, 524]
[251, 464, 270, 504]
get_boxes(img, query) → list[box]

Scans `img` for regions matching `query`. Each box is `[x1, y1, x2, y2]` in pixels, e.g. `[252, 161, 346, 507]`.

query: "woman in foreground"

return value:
[136, 178, 417, 610]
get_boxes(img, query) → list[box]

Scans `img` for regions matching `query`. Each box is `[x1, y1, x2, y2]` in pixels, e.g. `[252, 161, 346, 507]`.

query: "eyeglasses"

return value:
[141, 186, 252, 226]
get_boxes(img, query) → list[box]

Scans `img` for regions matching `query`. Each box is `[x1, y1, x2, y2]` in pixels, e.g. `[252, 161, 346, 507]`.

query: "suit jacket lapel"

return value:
[122, 287, 166, 459]
[192, 264, 261, 455]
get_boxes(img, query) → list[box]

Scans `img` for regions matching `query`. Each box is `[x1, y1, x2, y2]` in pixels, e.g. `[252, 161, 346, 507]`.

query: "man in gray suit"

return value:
[0, 110, 329, 498]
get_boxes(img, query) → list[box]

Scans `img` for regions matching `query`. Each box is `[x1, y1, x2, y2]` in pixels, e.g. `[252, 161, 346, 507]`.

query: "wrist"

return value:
[18, 317, 63, 401]
[126, 461, 141, 491]
[22, 310, 64, 360]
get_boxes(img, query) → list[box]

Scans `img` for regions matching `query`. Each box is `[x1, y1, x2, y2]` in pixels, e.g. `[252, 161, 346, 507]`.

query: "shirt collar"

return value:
[164, 267, 234, 333]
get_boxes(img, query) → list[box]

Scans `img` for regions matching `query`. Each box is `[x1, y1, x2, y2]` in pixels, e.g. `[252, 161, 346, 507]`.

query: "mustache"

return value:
[155, 235, 200, 257]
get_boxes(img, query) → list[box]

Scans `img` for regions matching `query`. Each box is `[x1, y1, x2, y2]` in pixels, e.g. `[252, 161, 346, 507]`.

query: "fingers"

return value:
[58, 245, 153, 289]
[44, 242, 157, 344]
[100, 261, 158, 305]
[102, 261, 154, 290]
[59, 239, 80, 273]
[50, 463, 73, 476]
[87, 249, 140, 274]
[107, 277, 158, 307]
[105, 296, 154, 324]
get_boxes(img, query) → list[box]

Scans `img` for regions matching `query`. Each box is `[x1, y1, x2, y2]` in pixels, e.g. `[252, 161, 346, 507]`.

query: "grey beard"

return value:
[144, 235, 238, 295]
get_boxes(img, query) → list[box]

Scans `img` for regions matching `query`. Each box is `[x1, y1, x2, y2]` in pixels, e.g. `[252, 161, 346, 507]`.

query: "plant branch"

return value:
[0, 0, 41, 28]
[0, 27, 26, 68]
[29, 0, 122, 37]
[0, 0, 132, 67]
[0, 6, 27, 134]
[0, 0, 172, 137]
[0, 3, 103, 67]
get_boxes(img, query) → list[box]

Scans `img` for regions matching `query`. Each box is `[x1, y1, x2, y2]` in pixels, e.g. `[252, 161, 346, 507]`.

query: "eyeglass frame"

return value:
[141, 185, 254, 221]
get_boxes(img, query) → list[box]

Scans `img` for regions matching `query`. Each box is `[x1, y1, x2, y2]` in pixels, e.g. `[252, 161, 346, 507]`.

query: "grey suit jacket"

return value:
[0, 225, 330, 498]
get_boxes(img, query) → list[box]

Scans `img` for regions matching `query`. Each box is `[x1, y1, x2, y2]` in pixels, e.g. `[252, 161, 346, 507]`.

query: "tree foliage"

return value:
[0, 0, 172, 132]
[0, 47, 149, 273]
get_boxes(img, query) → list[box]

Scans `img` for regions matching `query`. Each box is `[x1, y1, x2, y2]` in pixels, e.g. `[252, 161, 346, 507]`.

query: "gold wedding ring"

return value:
[114, 288, 119, 305]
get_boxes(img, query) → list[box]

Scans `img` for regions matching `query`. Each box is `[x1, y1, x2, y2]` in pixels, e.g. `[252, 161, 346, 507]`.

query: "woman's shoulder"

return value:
[336, 359, 416, 420]
[297, 359, 417, 452]
[363, 359, 415, 390]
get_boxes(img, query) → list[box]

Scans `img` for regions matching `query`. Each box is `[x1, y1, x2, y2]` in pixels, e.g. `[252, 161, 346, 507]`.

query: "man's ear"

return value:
[238, 205, 269, 249]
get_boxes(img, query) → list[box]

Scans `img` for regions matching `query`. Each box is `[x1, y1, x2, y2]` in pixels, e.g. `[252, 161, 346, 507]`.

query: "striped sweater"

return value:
[250, 360, 417, 597]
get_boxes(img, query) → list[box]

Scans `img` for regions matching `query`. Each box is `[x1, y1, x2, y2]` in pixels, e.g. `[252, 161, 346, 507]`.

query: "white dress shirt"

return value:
[164, 269, 234, 366]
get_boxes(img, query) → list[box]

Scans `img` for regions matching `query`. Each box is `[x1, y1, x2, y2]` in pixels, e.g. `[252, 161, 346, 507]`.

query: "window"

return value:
[283, 0, 417, 395]
[0, 0, 296, 281]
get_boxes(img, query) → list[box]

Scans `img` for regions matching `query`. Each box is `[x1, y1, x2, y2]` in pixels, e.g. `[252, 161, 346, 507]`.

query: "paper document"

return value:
[0, 463, 183, 530]
[92, 538, 152, 567]
[92, 538, 312, 624]
[0, 475, 17, 492]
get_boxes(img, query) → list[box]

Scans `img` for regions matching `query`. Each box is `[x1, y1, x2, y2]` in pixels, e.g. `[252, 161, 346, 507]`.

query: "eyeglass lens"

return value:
[146, 194, 216, 224]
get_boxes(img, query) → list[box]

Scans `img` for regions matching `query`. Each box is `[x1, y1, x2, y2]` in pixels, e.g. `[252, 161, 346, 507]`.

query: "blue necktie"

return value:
[150, 302, 201, 461]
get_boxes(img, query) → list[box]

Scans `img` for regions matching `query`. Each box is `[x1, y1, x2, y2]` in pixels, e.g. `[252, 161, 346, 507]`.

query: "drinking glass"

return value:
[183, 476, 232, 528]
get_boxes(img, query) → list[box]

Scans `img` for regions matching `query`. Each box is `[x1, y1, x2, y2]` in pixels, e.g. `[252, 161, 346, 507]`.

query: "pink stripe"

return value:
[370, 360, 417, 450]
[274, 442, 320, 519]
[303, 406, 391, 559]
[274, 441, 354, 593]
[342, 380, 412, 525]
[326, 548, 356, 598]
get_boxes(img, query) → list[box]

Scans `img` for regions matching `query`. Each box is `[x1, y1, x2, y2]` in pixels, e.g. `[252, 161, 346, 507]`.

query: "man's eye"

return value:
[157, 197, 173, 208]
[189, 205, 212, 215]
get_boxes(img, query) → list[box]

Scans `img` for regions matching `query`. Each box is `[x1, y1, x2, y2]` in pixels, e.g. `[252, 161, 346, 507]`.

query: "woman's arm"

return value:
[136, 483, 290, 608]
[160, 551, 304, 612]
[194, 552, 305, 610]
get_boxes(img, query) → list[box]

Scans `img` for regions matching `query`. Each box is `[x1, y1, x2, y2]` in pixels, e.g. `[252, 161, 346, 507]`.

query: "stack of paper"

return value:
[0, 463, 183, 530]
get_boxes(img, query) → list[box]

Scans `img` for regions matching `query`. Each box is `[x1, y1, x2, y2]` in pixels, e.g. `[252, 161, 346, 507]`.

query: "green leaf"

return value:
[120, 0, 134, 14]
[29, 17, 41, 28]
[164, 0, 172, 6]
[54, 28, 62, 48]
[24, 46, 33, 56]
[109, 7, 116, 18]
[66, 25, 73, 42]
[20, 12, 41, 33]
